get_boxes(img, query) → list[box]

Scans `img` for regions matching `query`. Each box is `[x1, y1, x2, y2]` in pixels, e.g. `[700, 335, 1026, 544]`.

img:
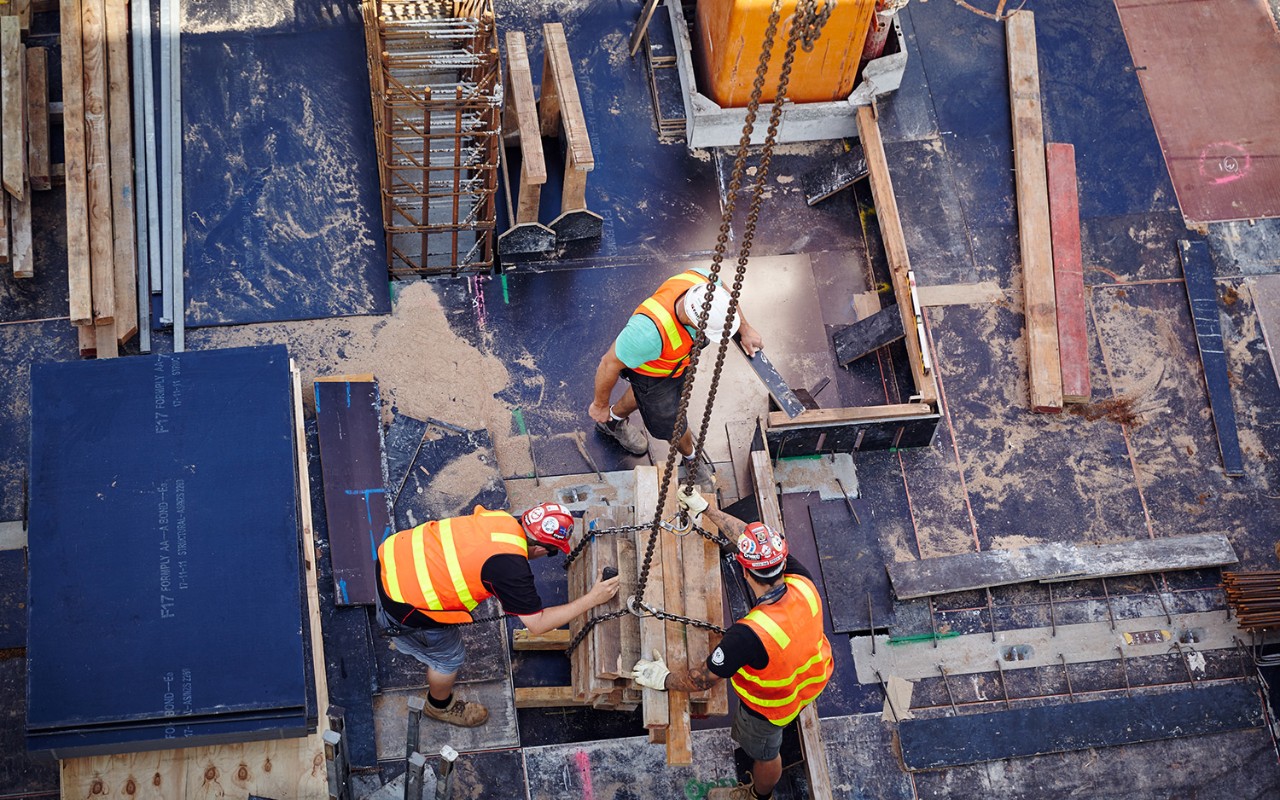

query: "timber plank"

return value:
[591, 517, 623, 680]
[9, 183, 30, 277]
[898, 682, 1262, 770]
[1046, 142, 1089, 403]
[887, 533, 1239, 600]
[633, 466, 669, 734]
[1, 17, 22, 200]
[832, 306, 905, 367]
[105, 0, 136, 345]
[0, 192, 6, 263]
[513, 628, 569, 650]
[313, 378, 389, 605]
[26, 47, 50, 191]
[60, 0, 92, 324]
[1006, 11, 1062, 412]
[1179, 239, 1245, 477]
[540, 22, 592, 170]
[700, 500, 729, 717]
[659, 480, 692, 766]
[81, 0, 114, 325]
[855, 105, 936, 406]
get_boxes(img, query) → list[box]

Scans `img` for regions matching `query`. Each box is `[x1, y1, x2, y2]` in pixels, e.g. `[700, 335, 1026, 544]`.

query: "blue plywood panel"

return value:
[0, 550, 26, 650]
[26, 346, 307, 754]
[180, 0, 389, 326]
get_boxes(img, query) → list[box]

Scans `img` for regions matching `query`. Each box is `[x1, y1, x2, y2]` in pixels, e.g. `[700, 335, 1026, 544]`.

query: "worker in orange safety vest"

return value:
[376, 503, 620, 727]
[630, 488, 833, 800]
[588, 267, 764, 486]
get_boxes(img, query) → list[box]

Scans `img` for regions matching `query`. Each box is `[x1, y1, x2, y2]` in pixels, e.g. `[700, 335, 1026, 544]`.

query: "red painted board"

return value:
[1046, 143, 1090, 404]
[1115, 0, 1280, 223]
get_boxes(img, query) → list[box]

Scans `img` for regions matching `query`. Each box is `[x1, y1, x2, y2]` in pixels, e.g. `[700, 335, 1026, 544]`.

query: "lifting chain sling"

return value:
[565, 0, 830, 658]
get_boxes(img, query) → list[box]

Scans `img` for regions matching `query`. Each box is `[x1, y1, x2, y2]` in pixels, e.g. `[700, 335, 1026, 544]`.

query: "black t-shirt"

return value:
[706, 557, 816, 718]
[377, 553, 544, 628]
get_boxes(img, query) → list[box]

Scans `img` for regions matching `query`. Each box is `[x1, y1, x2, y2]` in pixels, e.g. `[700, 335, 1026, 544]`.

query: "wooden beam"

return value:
[512, 628, 570, 650]
[515, 686, 590, 709]
[1, 16, 24, 200]
[540, 23, 593, 171]
[855, 104, 936, 407]
[767, 403, 936, 431]
[105, 0, 136, 345]
[633, 466, 670, 734]
[628, 0, 660, 57]
[661, 502, 692, 766]
[1046, 143, 1090, 404]
[292, 360, 330, 715]
[0, 192, 9, 264]
[1006, 11, 1062, 412]
[501, 31, 545, 225]
[25, 47, 50, 191]
[10, 181, 31, 277]
[60, 0, 92, 324]
[916, 281, 1004, 307]
[82, 0, 115, 326]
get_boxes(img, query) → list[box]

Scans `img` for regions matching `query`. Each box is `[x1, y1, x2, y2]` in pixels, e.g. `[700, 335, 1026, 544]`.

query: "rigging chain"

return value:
[567, 0, 830, 659]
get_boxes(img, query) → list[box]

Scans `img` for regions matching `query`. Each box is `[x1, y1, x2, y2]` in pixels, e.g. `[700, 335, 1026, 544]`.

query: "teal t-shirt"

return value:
[614, 267, 715, 369]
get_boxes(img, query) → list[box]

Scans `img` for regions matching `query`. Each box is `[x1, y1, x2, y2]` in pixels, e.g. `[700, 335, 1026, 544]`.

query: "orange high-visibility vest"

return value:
[730, 575, 834, 726]
[630, 270, 711, 378]
[377, 506, 528, 624]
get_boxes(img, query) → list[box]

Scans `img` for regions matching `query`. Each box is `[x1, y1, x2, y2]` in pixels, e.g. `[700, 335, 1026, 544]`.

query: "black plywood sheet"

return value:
[833, 307, 906, 367]
[391, 427, 507, 532]
[1179, 239, 1244, 476]
[315, 379, 390, 605]
[383, 412, 429, 507]
[801, 144, 868, 206]
[26, 346, 307, 756]
[0, 657, 62, 794]
[898, 682, 1263, 770]
[0, 549, 25, 650]
[807, 498, 894, 633]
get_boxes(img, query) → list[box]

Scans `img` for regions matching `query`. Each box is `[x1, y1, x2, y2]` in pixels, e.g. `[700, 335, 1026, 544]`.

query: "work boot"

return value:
[680, 454, 715, 488]
[706, 783, 759, 800]
[423, 696, 489, 728]
[595, 418, 649, 455]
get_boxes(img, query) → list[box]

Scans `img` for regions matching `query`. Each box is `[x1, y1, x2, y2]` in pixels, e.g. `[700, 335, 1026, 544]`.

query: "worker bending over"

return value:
[588, 267, 764, 485]
[631, 489, 833, 800]
[376, 503, 620, 727]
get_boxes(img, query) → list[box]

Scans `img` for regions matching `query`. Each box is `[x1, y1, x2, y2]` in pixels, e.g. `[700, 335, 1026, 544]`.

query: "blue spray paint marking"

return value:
[338, 579, 349, 604]
[345, 488, 388, 560]
[345, 383, 351, 408]
[314, 385, 321, 414]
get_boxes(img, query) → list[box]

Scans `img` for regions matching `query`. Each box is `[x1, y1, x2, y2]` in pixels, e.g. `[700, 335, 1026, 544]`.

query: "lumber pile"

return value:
[564, 466, 728, 766]
[1, 8, 51, 282]
[59, 0, 138, 358]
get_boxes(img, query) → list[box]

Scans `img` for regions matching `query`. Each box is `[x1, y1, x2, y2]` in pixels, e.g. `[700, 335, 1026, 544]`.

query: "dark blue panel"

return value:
[0, 657, 59, 794]
[899, 682, 1262, 770]
[26, 710, 311, 760]
[181, 0, 389, 326]
[0, 321, 82, 521]
[1180, 240, 1243, 476]
[392, 427, 507, 532]
[884, 140, 975, 286]
[876, 10, 940, 144]
[26, 346, 306, 734]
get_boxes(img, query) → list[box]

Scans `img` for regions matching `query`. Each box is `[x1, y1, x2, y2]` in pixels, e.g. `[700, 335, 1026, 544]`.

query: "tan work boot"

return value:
[595, 418, 649, 455]
[706, 783, 757, 800]
[423, 696, 489, 728]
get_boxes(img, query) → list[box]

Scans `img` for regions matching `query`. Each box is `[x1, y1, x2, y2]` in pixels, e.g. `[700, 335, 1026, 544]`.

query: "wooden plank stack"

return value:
[1, 7, 52, 282]
[566, 466, 728, 766]
[58, 0, 138, 358]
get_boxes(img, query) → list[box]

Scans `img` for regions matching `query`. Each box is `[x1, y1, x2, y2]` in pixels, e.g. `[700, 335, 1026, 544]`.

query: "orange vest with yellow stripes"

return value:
[731, 574, 834, 726]
[630, 270, 711, 378]
[377, 506, 528, 624]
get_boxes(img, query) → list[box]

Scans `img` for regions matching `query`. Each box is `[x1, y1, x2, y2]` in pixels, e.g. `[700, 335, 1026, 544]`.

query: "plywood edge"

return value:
[767, 403, 937, 430]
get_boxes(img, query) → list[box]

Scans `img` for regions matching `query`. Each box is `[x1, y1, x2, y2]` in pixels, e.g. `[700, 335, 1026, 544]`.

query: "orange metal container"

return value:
[695, 0, 877, 107]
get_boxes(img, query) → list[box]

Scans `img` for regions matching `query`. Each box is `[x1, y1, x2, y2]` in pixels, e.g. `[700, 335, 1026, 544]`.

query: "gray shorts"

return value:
[730, 701, 785, 762]
[375, 604, 467, 675]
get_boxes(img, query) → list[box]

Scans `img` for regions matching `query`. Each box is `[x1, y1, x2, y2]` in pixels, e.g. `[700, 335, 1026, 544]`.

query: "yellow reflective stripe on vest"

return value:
[744, 608, 791, 650]
[731, 673, 829, 726]
[492, 532, 528, 551]
[382, 540, 405, 603]
[410, 524, 443, 609]
[641, 298, 684, 352]
[439, 519, 478, 611]
[788, 576, 820, 617]
[732, 651, 828, 689]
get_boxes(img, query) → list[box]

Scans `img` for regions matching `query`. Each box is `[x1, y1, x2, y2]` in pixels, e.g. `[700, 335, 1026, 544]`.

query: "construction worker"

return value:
[588, 267, 764, 485]
[375, 503, 620, 727]
[630, 488, 833, 800]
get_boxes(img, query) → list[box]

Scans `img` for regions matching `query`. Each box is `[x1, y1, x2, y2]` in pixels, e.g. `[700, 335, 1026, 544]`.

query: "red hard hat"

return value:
[520, 502, 574, 554]
[736, 522, 787, 574]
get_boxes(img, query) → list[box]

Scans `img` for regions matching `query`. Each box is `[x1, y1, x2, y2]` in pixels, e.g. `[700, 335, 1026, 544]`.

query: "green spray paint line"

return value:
[501, 274, 510, 304]
[512, 407, 528, 434]
[886, 631, 961, 646]
[778, 454, 823, 462]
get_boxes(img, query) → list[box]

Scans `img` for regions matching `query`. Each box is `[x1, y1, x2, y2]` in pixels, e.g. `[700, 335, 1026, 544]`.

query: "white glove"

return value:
[677, 486, 709, 516]
[630, 648, 671, 691]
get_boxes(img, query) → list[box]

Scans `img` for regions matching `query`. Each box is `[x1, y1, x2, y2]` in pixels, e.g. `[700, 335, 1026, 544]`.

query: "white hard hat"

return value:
[682, 282, 741, 343]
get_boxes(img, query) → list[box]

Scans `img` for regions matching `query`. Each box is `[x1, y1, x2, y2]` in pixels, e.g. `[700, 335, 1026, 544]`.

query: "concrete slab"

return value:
[851, 610, 1246, 683]
[775, 453, 859, 500]
[372, 680, 518, 761]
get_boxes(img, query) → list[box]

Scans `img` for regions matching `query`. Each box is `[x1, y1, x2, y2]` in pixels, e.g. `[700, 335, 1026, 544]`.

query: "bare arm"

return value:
[703, 505, 748, 544]
[588, 345, 627, 423]
[664, 662, 724, 693]
[516, 576, 620, 636]
[736, 307, 763, 356]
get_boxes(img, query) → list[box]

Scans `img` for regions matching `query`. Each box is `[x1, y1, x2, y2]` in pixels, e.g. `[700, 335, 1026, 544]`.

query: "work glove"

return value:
[677, 486, 709, 516]
[630, 649, 671, 691]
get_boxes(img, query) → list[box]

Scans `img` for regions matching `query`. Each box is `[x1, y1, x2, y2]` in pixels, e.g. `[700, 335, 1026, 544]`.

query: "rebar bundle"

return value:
[362, 0, 500, 275]
[1223, 571, 1280, 630]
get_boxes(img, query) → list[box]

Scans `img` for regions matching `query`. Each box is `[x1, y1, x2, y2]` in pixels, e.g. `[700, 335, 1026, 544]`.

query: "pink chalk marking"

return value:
[1198, 141, 1251, 185]
[574, 750, 595, 800]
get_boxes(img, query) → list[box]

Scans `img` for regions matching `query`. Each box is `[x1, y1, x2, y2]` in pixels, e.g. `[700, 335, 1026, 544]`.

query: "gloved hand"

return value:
[677, 486, 709, 516]
[630, 648, 671, 691]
